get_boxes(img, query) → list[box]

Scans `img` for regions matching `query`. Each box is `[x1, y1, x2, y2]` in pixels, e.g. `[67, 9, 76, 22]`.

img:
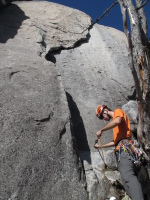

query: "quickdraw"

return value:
[118, 139, 143, 167]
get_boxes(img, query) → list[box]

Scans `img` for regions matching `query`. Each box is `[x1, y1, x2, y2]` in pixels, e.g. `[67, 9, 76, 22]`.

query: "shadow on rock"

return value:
[66, 92, 91, 164]
[0, 3, 29, 43]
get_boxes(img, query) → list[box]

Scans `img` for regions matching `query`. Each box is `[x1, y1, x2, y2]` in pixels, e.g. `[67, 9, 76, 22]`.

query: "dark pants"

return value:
[116, 151, 144, 200]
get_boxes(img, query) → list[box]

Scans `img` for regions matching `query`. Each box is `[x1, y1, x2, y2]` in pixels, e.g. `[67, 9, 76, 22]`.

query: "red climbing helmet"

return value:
[96, 104, 107, 119]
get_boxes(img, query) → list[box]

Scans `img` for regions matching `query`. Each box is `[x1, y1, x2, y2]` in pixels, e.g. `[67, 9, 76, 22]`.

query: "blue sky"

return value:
[49, 0, 150, 37]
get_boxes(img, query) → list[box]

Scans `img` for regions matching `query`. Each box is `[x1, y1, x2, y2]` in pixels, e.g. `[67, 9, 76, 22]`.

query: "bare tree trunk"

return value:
[117, 0, 150, 153]
[135, 0, 148, 45]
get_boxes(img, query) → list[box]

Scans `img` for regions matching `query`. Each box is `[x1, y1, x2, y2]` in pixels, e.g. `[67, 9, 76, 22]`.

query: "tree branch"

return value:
[91, 1, 118, 27]
[135, 0, 148, 44]
[136, 0, 149, 10]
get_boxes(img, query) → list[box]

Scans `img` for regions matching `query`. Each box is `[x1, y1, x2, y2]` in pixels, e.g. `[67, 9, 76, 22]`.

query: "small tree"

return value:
[117, 0, 150, 155]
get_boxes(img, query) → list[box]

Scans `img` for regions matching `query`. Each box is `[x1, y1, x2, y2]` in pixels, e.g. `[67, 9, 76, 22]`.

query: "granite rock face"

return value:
[0, 2, 90, 200]
[0, 1, 139, 200]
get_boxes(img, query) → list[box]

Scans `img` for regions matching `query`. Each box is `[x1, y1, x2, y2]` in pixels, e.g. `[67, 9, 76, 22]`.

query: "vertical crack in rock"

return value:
[79, 159, 88, 193]
[65, 92, 91, 195]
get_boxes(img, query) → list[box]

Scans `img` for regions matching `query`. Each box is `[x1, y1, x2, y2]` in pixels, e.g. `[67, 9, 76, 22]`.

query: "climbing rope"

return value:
[95, 138, 106, 179]
[99, 137, 106, 179]
[95, 138, 117, 179]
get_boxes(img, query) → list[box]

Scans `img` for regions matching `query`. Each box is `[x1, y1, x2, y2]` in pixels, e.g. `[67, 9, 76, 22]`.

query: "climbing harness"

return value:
[117, 139, 146, 167]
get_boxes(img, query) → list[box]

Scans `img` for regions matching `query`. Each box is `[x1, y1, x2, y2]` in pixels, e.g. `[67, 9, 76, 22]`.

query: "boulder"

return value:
[122, 100, 138, 134]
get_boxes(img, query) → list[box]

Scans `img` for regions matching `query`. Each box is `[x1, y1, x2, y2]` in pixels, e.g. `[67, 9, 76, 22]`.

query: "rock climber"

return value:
[94, 104, 144, 200]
